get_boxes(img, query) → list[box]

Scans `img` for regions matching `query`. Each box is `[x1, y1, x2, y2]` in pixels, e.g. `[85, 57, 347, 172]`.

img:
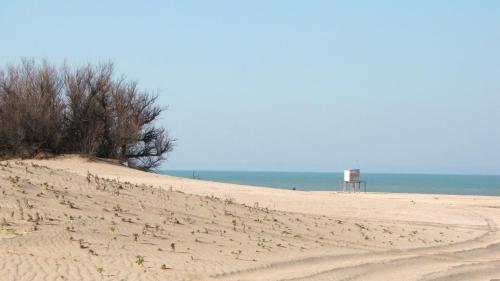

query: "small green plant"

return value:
[96, 267, 104, 274]
[1, 218, 10, 227]
[6, 228, 18, 235]
[135, 255, 144, 266]
[133, 233, 139, 242]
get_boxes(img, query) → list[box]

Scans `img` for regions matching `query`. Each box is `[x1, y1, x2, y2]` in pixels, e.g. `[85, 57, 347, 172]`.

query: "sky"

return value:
[0, 1, 499, 175]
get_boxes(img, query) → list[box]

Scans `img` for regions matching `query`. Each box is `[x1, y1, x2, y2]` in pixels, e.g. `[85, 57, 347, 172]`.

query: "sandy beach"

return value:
[0, 155, 499, 281]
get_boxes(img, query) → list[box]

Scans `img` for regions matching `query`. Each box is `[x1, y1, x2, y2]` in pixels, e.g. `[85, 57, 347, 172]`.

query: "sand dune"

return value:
[0, 155, 498, 280]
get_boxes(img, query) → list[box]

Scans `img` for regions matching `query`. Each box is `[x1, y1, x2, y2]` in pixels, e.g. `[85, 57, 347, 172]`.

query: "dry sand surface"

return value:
[0, 155, 499, 281]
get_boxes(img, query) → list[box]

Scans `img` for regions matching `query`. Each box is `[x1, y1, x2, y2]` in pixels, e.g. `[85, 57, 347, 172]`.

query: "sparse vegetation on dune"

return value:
[0, 59, 174, 169]
[0, 158, 492, 280]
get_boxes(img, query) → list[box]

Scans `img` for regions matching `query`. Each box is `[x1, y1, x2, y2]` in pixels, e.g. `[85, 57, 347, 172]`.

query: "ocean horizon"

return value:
[158, 170, 500, 196]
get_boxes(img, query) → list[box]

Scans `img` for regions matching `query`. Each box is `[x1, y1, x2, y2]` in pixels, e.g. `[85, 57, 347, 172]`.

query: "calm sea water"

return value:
[158, 170, 500, 196]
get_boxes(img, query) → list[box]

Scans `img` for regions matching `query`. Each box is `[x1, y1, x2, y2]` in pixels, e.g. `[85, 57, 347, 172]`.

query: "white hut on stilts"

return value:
[342, 169, 366, 192]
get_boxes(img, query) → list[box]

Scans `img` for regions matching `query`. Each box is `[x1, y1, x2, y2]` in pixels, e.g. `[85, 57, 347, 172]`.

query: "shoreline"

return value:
[158, 169, 500, 197]
[162, 176, 500, 198]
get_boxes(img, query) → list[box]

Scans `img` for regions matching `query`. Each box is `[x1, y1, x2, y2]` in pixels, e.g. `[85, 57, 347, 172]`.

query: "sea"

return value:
[157, 170, 500, 196]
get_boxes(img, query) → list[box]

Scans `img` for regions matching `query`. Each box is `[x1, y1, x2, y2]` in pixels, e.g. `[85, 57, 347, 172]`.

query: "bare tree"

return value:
[0, 59, 64, 157]
[62, 62, 113, 155]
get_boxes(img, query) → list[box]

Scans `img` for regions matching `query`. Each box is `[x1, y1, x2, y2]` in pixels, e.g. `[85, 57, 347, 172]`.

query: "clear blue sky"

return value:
[1, 1, 499, 174]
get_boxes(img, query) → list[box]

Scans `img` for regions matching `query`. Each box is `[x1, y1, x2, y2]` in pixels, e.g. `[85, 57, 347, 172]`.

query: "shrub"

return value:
[0, 59, 174, 169]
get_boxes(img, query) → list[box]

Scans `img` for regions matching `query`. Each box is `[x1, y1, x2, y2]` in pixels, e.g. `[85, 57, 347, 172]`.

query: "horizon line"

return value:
[156, 169, 500, 177]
